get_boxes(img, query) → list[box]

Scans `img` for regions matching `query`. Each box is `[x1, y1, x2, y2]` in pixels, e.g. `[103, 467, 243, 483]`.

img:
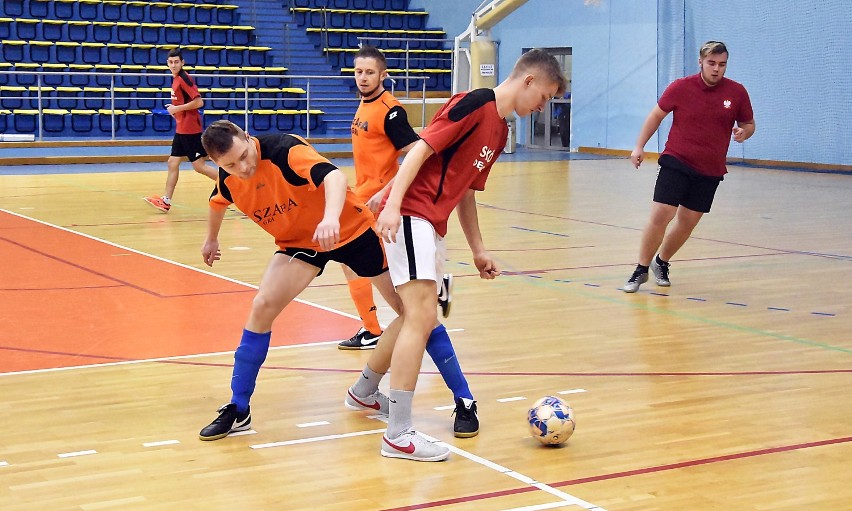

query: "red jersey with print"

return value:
[351, 90, 419, 204]
[401, 88, 508, 237]
[658, 73, 753, 177]
[209, 134, 374, 251]
[171, 70, 203, 134]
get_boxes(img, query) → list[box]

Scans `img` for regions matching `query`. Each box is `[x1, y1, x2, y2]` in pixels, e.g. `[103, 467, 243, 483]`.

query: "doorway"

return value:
[524, 47, 572, 151]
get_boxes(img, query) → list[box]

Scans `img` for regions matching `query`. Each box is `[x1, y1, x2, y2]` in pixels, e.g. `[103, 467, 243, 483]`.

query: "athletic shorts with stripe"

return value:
[384, 215, 445, 293]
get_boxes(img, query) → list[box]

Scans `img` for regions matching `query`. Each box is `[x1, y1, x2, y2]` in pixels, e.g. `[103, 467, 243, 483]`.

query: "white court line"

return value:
[497, 396, 528, 403]
[502, 502, 576, 511]
[434, 404, 455, 411]
[558, 389, 587, 395]
[58, 450, 97, 458]
[297, 421, 330, 428]
[0, 461, 8, 467]
[142, 440, 180, 447]
[250, 428, 386, 449]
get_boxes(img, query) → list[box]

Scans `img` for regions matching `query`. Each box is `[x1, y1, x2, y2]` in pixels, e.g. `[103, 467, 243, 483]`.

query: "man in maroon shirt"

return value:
[624, 41, 755, 293]
[144, 48, 218, 213]
[344, 49, 567, 462]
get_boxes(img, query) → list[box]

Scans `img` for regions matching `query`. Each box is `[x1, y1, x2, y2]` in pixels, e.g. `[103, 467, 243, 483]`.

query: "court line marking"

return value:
[297, 421, 330, 428]
[142, 440, 180, 448]
[497, 396, 528, 403]
[0, 461, 8, 467]
[558, 389, 587, 395]
[250, 428, 386, 449]
[57, 450, 97, 458]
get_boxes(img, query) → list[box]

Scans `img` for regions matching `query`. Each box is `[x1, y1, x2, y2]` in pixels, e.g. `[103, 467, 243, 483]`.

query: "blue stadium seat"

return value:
[29, 0, 50, 18]
[116, 22, 138, 44]
[67, 21, 91, 42]
[140, 23, 162, 44]
[131, 45, 155, 66]
[91, 22, 113, 43]
[30, 41, 53, 63]
[54, 0, 76, 20]
[101, 2, 123, 21]
[40, 20, 66, 42]
[3, 0, 24, 17]
[125, 2, 146, 22]
[164, 24, 184, 45]
[151, 109, 173, 133]
[55, 41, 79, 64]
[69, 65, 94, 87]
[43, 108, 68, 133]
[0, 18, 11, 39]
[15, 19, 38, 40]
[216, 7, 236, 25]
[187, 25, 207, 45]
[12, 109, 38, 133]
[194, 5, 214, 24]
[124, 110, 149, 134]
[83, 87, 107, 109]
[107, 45, 129, 65]
[69, 109, 97, 136]
[251, 110, 274, 133]
[78, 1, 100, 21]
[0, 110, 7, 132]
[42, 64, 69, 87]
[171, 3, 191, 24]
[148, 3, 168, 23]
[1, 86, 27, 109]
[97, 110, 122, 136]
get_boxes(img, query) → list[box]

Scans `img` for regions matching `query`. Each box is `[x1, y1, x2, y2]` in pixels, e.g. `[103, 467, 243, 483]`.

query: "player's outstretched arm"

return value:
[457, 190, 499, 279]
[376, 139, 433, 242]
[631, 105, 668, 169]
[202, 206, 227, 266]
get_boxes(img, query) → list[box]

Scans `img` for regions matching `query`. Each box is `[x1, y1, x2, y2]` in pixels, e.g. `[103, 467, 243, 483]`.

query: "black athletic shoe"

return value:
[337, 327, 381, 350]
[199, 403, 251, 441]
[452, 398, 479, 438]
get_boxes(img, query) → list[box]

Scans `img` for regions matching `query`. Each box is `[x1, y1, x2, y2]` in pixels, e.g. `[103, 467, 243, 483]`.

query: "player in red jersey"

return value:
[144, 48, 218, 213]
[347, 49, 567, 461]
[624, 41, 755, 293]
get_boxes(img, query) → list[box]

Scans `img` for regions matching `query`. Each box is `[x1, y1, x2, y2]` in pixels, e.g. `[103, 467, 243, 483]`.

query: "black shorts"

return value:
[652, 154, 723, 213]
[171, 133, 207, 162]
[275, 228, 388, 277]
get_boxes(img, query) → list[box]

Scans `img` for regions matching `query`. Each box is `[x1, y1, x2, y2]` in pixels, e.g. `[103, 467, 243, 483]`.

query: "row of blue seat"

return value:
[1, 90, 306, 111]
[1, 19, 255, 47]
[293, 0, 409, 10]
[305, 28, 447, 50]
[1, 41, 272, 67]
[292, 8, 428, 31]
[325, 49, 451, 70]
[2, 1, 239, 25]
[0, 67, 290, 89]
[1, 109, 323, 137]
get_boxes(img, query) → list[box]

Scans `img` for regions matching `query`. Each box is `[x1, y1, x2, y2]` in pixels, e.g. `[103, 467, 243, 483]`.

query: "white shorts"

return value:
[385, 216, 446, 291]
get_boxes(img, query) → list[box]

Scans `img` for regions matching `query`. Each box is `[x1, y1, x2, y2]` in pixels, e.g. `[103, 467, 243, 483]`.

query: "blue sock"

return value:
[230, 329, 271, 413]
[425, 324, 473, 401]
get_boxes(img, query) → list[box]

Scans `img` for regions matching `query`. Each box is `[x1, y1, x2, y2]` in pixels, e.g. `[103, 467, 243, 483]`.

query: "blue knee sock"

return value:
[230, 329, 271, 413]
[425, 324, 473, 401]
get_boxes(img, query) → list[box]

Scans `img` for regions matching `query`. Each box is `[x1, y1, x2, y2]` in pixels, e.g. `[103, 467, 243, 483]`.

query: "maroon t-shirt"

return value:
[402, 88, 508, 237]
[658, 73, 753, 177]
[171, 70, 203, 134]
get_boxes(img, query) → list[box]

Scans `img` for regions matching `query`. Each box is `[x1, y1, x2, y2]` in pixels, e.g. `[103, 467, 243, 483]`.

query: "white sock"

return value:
[162, 196, 171, 205]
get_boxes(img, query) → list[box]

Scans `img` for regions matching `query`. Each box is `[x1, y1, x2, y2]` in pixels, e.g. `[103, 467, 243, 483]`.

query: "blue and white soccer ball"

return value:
[528, 396, 575, 445]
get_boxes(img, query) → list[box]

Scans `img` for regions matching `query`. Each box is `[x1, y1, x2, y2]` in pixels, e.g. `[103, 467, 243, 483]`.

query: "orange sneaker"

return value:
[144, 196, 171, 213]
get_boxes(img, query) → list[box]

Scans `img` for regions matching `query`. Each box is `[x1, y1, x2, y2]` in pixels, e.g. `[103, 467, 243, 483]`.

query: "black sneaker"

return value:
[199, 403, 251, 441]
[452, 398, 479, 438]
[438, 274, 453, 318]
[337, 327, 381, 350]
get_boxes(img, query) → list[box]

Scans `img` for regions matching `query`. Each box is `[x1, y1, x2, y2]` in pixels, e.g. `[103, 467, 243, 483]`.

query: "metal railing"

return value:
[0, 69, 436, 140]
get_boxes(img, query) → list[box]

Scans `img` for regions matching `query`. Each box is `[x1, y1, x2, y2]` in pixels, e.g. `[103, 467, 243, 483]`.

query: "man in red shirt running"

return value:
[144, 48, 218, 213]
[624, 41, 755, 293]
[348, 49, 566, 462]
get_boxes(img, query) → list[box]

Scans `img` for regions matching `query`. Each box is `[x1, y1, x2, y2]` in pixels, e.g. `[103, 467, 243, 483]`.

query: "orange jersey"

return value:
[350, 90, 419, 203]
[209, 134, 374, 251]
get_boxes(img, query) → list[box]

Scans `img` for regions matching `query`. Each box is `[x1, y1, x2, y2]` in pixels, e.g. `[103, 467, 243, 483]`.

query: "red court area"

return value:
[0, 211, 359, 373]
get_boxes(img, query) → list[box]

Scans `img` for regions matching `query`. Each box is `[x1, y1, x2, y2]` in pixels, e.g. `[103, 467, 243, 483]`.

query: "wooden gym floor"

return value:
[0, 154, 850, 510]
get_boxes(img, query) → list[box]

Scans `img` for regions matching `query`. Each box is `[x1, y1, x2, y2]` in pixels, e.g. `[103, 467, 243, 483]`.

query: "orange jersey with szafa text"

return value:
[209, 134, 374, 251]
[350, 90, 419, 203]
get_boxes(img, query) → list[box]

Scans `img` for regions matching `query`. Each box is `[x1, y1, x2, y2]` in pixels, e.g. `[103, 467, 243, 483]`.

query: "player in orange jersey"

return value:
[195, 120, 403, 441]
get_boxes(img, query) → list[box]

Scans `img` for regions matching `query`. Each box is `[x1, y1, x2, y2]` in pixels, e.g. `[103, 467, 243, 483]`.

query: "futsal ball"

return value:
[528, 396, 575, 445]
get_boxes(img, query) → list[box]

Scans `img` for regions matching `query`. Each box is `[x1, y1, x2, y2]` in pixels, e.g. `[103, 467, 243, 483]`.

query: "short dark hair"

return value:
[510, 49, 568, 96]
[167, 48, 183, 60]
[699, 41, 728, 58]
[202, 120, 244, 160]
[354, 45, 387, 70]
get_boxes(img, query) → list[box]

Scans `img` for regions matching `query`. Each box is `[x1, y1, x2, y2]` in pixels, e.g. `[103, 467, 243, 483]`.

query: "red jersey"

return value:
[209, 134, 374, 251]
[171, 70, 203, 134]
[402, 88, 508, 237]
[658, 73, 753, 177]
[351, 90, 419, 204]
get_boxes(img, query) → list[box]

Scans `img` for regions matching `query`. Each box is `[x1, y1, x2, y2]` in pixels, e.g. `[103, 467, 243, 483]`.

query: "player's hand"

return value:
[474, 253, 500, 280]
[376, 207, 401, 243]
[732, 127, 747, 143]
[366, 190, 384, 214]
[630, 148, 645, 169]
[202, 239, 221, 267]
[312, 218, 340, 251]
